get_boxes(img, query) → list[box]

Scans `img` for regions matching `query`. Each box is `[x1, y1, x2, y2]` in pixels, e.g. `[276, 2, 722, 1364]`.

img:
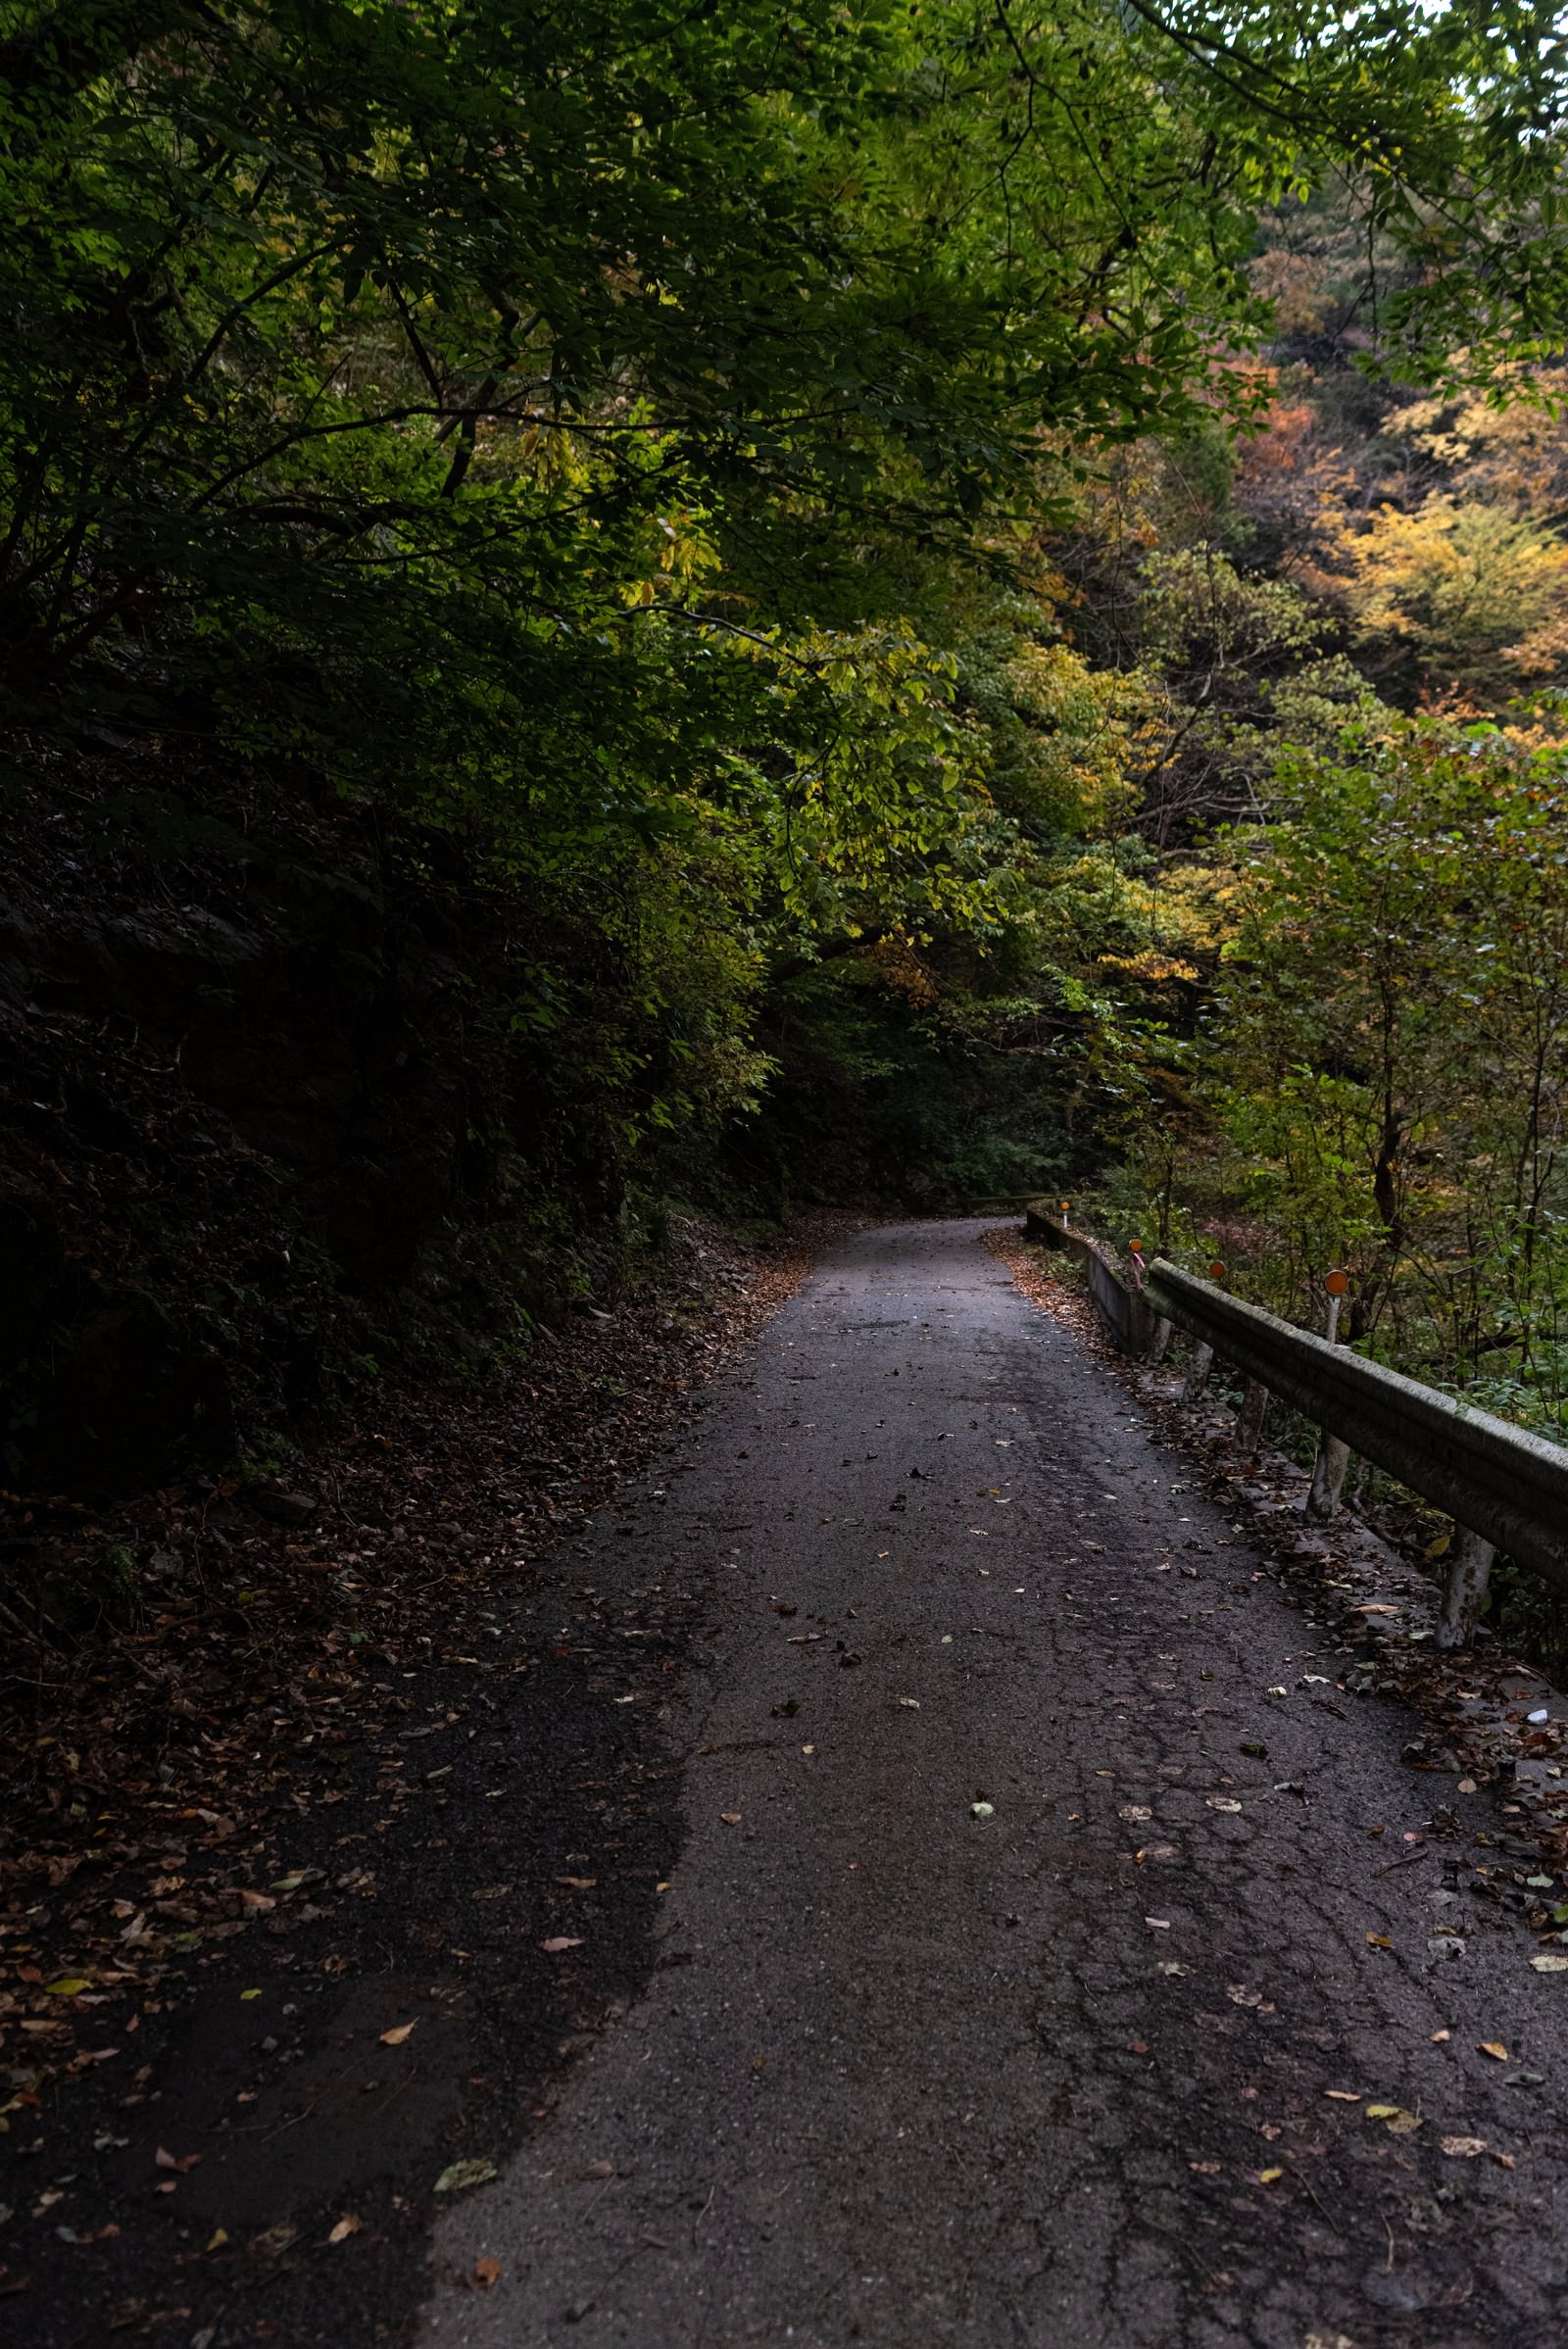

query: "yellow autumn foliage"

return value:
[1331, 496, 1568, 691]
[997, 641, 1162, 833]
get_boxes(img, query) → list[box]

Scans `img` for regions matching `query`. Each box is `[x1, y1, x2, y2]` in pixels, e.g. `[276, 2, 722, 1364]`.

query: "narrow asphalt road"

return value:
[420, 1221, 1568, 2348]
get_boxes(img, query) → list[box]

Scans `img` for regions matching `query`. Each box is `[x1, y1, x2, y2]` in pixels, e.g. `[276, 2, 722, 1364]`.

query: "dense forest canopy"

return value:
[16, 19, 1568, 2310]
[7, 0, 1568, 1492]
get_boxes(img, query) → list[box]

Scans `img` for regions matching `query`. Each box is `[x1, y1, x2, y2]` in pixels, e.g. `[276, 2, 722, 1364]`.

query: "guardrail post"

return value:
[1307, 1434, 1351, 1519]
[1231, 1254, 1269, 1456]
[1237, 1379, 1269, 1456]
[1306, 1273, 1352, 1519]
[1181, 1259, 1225, 1400]
[1127, 1239, 1172, 1361]
[1437, 1525, 1497, 1650]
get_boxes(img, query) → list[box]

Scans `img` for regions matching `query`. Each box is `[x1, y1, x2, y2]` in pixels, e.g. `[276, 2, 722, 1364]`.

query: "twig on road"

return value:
[1375, 1844, 1432, 1876]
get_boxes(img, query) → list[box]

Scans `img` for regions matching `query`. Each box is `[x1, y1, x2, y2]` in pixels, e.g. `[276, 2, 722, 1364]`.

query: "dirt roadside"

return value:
[0, 1209, 858, 2345]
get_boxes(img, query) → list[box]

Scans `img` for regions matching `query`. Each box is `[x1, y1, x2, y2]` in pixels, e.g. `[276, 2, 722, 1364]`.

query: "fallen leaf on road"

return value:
[540, 1936, 584, 1953]
[1145, 1916, 1171, 1931]
[1189, 2160, 1221, 2174]
[252, 2223, 299, 2258]
[155, 2147, 202, 2174]
[896, 1697, 920, 1710]
[474, 2257, 501, 2288]
[1441, 2137, 1487, 2158]
[379, 2023, 416, 2046]
[1205, 1798, 1242, 1814]
[1119, 1805, 1152, 1823]
[1324, 2090, 1362, 2102]
[1366, 1933, 1393, 1949]
[1258, 2167, 1283, 2184]
[43, 1977, 92, 1997]
[1431, 2029, 1451, 2042]
[1354, 1603, 1399, 1615]
[240, 1890, 275, 1913]
[720, 1812, 742, 1827]
[1479, 2041, 1508, 2060]
[555, 1877, 597, 1889]
[434, 2160, 498, 2194]
[1365, 2105, 1422, 2134]
[1530, 1954, 1568, 1973]
[970, 1802, 994, 1819]
[327, 2215, 362, 2243]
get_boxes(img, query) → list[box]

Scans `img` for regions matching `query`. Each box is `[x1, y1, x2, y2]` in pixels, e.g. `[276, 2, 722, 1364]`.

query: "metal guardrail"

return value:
[1022, 1202, 1156, 1356]
[1020, 1201, 1568, 1640]
[1145, 1260, 1568, 1592]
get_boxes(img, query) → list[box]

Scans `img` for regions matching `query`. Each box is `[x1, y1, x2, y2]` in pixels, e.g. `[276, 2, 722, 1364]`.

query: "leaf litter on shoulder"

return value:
[0, 1212, 854, 2122]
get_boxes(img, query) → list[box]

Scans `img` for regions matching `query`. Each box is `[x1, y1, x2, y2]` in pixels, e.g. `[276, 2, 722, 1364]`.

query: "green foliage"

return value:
[1117, 0, 1568, 386]
[8, 0, 1568, 1301]
[1139, 719, 1568, 1423]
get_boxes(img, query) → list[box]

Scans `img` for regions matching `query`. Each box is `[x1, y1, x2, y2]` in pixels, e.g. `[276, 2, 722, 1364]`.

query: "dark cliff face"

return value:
[0, 751, 621, 1497]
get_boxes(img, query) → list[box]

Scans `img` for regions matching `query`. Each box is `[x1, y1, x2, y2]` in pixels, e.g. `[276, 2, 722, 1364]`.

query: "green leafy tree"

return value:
[1195, 720, 1568, 1419]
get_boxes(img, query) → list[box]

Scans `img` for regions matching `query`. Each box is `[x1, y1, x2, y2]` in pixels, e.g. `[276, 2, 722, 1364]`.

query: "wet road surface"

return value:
[420, 1220, 1568, 2347]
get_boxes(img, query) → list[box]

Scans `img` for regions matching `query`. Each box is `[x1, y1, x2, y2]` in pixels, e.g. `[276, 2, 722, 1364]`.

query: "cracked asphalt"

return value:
[419, 1220, 1568, 2347]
